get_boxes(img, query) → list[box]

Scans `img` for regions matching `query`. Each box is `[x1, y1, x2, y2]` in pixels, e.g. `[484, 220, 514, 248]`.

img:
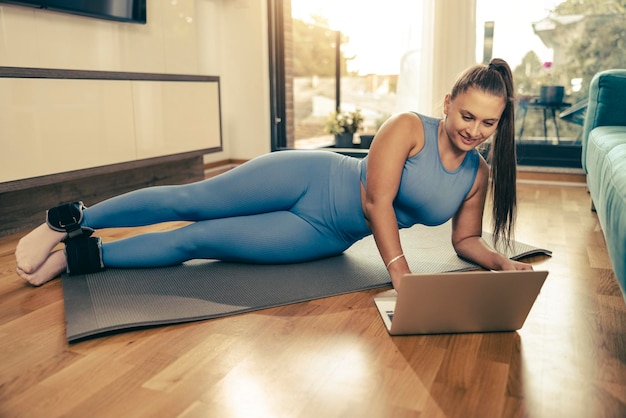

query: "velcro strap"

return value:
[65, 236, 104, 275]
[47, 201, 85, 234]
[61, 226, 95, 243]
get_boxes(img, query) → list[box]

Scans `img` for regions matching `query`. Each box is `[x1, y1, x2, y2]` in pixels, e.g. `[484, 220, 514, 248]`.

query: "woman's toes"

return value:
[15, 224, 66, 274]
[17, 250, 67, 286]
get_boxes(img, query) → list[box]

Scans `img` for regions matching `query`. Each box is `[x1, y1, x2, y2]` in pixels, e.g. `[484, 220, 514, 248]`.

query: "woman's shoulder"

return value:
[384, 111, 422, 128]
[411, 112, 441, 126]
[387, 111, 439, 124]
[380, 112, 429, 140]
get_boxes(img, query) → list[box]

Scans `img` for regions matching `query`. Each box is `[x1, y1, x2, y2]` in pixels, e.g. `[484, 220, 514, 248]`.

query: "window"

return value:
[269, 0, 428, 153]
[269, 0, 626, 168]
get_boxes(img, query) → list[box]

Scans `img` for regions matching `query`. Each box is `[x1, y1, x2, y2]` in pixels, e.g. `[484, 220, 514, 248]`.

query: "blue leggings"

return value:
[81, 151, 371, 268]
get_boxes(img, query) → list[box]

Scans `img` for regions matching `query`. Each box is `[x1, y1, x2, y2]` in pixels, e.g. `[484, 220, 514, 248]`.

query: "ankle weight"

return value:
[64, 236, 104, 275]
[47, 201, 94, 241]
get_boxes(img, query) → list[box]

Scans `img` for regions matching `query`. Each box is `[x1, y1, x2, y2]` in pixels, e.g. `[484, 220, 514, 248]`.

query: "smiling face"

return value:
[442, 87, 506, 153]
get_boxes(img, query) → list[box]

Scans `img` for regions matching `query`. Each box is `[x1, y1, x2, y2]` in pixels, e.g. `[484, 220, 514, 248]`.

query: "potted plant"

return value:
[325, 108, 364, 148]
[538, 61, 564, 104]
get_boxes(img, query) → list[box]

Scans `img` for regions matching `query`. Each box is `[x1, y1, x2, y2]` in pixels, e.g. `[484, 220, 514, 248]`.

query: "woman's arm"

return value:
[362, 113, 423, 290]
[451, 158, 533, 271]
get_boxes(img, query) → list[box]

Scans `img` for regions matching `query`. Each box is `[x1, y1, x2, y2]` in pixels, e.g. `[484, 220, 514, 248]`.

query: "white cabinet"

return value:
[133, 81, 221, 160]
[0, 69, 221, 184]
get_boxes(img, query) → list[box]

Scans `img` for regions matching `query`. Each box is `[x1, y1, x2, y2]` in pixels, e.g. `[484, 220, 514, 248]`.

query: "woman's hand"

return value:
[495, 258, 534, 271]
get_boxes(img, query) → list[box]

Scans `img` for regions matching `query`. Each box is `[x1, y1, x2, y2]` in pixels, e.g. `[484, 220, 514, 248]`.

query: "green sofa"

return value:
[582, 69, 626, 303]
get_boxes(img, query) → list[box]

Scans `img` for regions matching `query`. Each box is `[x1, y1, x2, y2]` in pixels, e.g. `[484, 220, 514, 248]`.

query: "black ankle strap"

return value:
[65, 236, 104, 275]
[47, 201, 93, 240]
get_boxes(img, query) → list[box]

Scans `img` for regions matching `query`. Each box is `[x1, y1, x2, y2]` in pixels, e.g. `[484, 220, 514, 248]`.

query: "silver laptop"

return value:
[374, 270, 549, 335]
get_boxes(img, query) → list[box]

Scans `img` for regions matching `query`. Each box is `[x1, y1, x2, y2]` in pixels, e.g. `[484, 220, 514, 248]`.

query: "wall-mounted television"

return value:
[0, 0, 146, 24]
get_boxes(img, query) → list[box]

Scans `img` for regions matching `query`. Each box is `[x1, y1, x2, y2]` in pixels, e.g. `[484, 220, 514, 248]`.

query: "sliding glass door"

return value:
[269, 0, 428, 153]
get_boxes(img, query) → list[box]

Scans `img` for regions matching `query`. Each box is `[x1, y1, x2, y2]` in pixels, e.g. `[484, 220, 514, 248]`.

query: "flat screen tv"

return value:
[0, 0, 146, 24]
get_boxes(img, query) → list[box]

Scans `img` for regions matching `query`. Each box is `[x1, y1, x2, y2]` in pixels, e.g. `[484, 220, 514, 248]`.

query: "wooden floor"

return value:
[1, 179, 626, 417]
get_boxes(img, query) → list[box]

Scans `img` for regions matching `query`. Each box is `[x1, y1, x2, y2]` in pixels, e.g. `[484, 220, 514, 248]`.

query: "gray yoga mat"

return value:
[61, 222, 551, 342]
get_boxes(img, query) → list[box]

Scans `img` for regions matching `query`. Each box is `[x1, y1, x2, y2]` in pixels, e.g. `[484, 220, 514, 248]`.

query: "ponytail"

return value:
[487, 59, 517, 250]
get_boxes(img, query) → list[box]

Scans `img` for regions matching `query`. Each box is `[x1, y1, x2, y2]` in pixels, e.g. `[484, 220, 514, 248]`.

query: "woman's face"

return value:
[443, 87, 506, 152]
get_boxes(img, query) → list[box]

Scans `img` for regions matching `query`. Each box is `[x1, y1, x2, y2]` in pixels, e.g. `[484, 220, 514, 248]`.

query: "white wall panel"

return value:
[0, 5, 39, 68]
[0, 1, 199, 74]
[161, 0, 199, 74]
[0, 75, 221, 183]
[133, 81, 221, 159]
[0, 78, 136, 182]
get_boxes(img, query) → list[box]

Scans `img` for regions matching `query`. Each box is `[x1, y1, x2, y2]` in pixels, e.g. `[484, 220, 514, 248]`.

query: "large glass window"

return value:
[271, 0, 426, 152]
[269, 0, 626, 168]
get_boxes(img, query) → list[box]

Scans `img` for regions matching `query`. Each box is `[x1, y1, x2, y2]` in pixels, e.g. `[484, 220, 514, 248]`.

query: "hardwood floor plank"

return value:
[0, 350, 82, 404]
[477, 332, 518, 364]
[1, 348, 135, 418]
[142, 333, 237, 393]
[433, 334, 483, 389]
[0, 301, 67, 380]
[461, 359, 509, 418]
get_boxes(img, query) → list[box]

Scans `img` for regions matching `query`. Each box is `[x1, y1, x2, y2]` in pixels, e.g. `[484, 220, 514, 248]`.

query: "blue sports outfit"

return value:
[80, 113, 479, 268]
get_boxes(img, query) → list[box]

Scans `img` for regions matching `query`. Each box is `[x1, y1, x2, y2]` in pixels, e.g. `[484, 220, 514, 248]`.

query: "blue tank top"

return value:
[359, 113, 480, 228]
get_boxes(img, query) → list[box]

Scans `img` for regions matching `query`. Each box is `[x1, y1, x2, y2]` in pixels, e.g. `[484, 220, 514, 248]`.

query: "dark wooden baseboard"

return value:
[480, 141, 583, 169]
[516, 142, 583, 168]
[0, 155, 205, 237]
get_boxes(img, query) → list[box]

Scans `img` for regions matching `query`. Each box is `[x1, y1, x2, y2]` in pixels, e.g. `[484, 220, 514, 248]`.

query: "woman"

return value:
[16, 58, 532, 289]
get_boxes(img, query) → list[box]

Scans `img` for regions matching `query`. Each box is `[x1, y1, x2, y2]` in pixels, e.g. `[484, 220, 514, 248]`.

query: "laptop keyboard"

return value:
[386, 310, 394, 321]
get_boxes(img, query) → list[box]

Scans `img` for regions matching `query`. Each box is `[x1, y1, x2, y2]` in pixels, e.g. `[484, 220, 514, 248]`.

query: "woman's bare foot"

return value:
[15, 223, 66, 273]
[16, 250, 67, 286]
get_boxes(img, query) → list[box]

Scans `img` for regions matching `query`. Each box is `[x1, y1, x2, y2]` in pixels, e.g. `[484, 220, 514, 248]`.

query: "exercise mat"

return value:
[61, 222, 551, 342]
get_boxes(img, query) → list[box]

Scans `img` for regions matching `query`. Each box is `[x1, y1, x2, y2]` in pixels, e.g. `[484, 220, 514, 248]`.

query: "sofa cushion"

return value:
[582, 70, 626, 172]
[586, 126, 626, 298]
[586, 126, 626, 207]
[587, 126, 626, 160]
